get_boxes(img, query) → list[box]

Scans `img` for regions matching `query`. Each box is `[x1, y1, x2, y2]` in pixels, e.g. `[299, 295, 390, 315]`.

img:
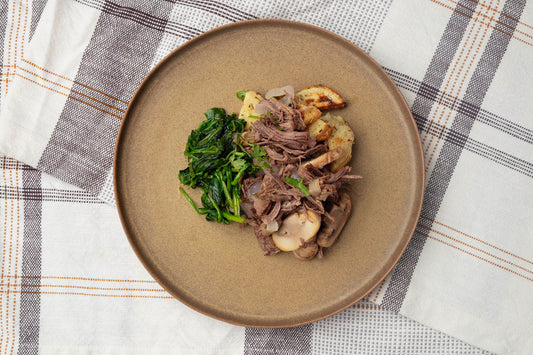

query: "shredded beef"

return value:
[240, 96, 357, 256]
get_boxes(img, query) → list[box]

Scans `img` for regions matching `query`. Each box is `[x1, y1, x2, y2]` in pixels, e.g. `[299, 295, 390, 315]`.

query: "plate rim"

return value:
[113, 18, 425, 328]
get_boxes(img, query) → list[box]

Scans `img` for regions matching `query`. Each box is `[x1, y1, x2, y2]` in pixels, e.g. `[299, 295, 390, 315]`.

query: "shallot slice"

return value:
[308, 179, 321, 197]
[265, 85, 295, 100]
[254, 101, 270, 115]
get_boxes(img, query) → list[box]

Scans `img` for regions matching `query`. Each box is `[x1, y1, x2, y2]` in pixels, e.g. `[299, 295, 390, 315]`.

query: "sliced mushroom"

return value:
[272, 210, 321, 251]
[303, 147, 344, 170]
[293, 240, 319, 261]
[317, 193, 351, 248]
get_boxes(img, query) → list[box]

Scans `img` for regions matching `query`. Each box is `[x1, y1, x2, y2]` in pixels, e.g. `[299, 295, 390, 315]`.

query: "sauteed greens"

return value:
[178, 108, 262, 224]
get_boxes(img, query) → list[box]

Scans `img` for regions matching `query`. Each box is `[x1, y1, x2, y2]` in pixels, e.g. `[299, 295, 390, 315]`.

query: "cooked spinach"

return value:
[284, 177, 310, 196]
[236, 90, 246, 101]
[179, 108, 257, 224]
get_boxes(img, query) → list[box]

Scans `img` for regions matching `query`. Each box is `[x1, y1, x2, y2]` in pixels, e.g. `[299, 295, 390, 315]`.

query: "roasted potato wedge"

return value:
[238, 91, 264, 129]
[307, 118, 333, 141]
[297, 104, 322, 125]
[296, 85, 345, 110]
[322, 114, 354, 172]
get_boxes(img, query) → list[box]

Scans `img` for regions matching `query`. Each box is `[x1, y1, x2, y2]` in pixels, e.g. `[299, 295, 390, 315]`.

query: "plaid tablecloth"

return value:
[1, 0, 532, 354]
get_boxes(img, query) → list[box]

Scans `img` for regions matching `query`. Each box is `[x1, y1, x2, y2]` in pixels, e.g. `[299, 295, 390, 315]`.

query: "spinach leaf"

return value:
[179, 108, 254, 224]
[284, 177, 310, 196]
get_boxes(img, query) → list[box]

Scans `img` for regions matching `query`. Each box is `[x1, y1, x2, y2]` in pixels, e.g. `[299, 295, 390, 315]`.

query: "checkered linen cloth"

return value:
[1, 0, 532, 353]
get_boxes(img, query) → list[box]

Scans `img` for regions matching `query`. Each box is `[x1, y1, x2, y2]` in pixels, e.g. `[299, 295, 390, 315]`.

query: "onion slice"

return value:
[265, 85, 295, 100]
[265, 220, 279, 233]
[308, 179, 321, 197]
[254, 101, 270, 115]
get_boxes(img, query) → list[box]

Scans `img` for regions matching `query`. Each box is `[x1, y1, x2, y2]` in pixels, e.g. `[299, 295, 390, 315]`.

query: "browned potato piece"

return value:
[307, 118, 333, 141]
[322, 114, 354, 172]
[238, 91, 264, 129]
[296, 85, 346, 110]
[297, 104, 322, 125]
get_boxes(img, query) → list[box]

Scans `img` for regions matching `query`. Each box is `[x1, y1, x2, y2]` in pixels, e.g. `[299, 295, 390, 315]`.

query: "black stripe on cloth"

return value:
[380, 1, 472, 312]
[244, 326, 312, 355]
[410, 2, 475, 135]
[0, 161, 37, 171]
[384, 68, 533, 145]
[333, 0, 394, 54]
[0, 0, 8, 59]
[383, 68, 533, 177]
[18, 168, 42, 355]
[37, 0, 174, 197]
[0, 0, 9, 109]
[381, 0, 527, 313]
[75, 0, 202, 39]
[166, 0, 258, 22]
[410, 112, 533, 178]
[29, 0, 48, 41]
[0, 186, 104, 203]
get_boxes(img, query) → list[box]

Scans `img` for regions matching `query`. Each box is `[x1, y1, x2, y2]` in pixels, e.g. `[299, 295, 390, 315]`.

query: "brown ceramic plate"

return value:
[114, 19, 424, 327]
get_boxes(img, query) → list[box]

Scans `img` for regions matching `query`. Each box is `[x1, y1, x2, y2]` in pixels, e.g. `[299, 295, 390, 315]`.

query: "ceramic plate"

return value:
[114, 20, 424, 327]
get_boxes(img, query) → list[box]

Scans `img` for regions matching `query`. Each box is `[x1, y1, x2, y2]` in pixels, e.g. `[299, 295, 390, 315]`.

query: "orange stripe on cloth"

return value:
[430, 0, 533, 47]
[422, 0, 482, 149]
[2, 290, 174, 300]
[0, 283, 166, 293]
[418, 231, 533, 283]
[372, 279, 386, 303]
[21, 59, 130, 105]
[15, 73, 124, 119]
[4, 0, 17, 95]
[445, 0, 533, 40]
[17, 66, 126, 114]
[0, 156, 22, 354]
[353, 303, 383, 310]
[9, 155, 21, 355]
[424, 0, 499, 174]
[420, 215, 533, 266]
[417, 224, 533, 276]
[464, 0, 533, 30]
[0, 157, 10, 349]
[5, 275, 158, 284]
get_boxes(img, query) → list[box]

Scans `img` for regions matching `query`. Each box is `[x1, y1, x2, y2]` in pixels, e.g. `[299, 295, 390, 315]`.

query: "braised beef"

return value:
[240, 96, 357, 256]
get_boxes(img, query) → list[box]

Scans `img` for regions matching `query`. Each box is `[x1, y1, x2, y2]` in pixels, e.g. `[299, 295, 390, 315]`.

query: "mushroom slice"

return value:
[296, 85, 346, 110]
[272, 210, 321, 252]
[293, 240, 319, 261]
[317, 193, 351, 248]
[303, 147, 344, 170]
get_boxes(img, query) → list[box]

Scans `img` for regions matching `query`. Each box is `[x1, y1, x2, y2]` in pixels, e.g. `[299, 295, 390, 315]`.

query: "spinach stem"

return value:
[179, 187, 206, 215]
[222, 211, 246, 223]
